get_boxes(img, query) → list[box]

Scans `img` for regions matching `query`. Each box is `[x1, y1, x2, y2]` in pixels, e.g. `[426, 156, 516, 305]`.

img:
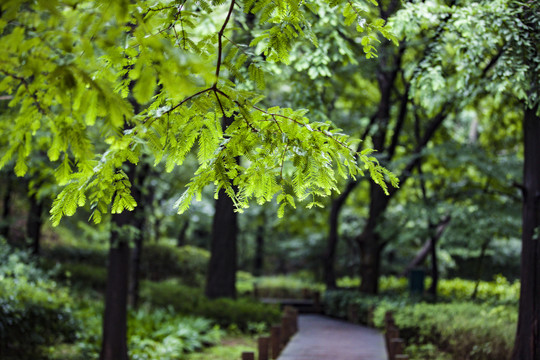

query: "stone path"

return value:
[277, 314, 388, 360]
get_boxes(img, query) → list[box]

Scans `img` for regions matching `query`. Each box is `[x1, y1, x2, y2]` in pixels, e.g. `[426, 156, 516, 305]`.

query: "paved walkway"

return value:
[278, 315, 388, 360]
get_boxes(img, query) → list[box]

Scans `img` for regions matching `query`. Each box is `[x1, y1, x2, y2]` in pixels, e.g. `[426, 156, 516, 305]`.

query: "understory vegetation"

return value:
[0, 231, 524, 360]
[324, 277, 519, 360]
[0, 239, 277, 360]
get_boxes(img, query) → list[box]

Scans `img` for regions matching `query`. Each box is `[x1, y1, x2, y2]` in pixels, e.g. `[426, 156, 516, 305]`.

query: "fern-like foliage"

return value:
[0, 0, 399, 224]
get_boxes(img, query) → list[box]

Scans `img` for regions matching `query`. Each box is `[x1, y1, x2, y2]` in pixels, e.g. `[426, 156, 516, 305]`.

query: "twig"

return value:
[215, 0, 236, 84]
[0, 70, 46, 114]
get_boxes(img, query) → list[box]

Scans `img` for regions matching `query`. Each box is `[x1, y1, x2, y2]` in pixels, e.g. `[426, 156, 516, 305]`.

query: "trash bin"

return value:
[409, 268, 425, 296]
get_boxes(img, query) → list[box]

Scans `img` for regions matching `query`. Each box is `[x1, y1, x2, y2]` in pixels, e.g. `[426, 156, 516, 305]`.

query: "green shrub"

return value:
[141, 279, 280, 331]
[140, 279, 204, 314]
[337, 275, 519, 304]
[70, 296, 223, 360]
[323, 290, 410, 323]
[59, 262, 108, 290]
[43, 245, 107, 267]
[195, 298, 281, 331]
[436, 276, 519, 304]
[0, 240, 79, 358]
[140, 244, 209, 286]
[238, 275, 325, 299]
[385, 302, 516, 360]
[128, 308, 223, 360]
[44, 243, 210, 288]
[324, 288, 517, 360]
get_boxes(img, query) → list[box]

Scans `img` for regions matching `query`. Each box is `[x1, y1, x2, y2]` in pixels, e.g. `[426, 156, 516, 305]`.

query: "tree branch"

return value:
[215, 0, 236, 85]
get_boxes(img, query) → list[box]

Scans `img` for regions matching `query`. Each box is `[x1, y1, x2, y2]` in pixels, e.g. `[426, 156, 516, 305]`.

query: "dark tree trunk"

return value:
[154, 217, 161, 243]
[100, 160, 141, 360]
[130, 222, 143, 308]
[205, 188, 238, 299]
[357, 231, 384, 294]
[1, 174, 12, 240]
[400, 239, 432, 277]
[427, 230, 438, 299]
[512, 105, 540, 360]
[356, 181, 391, 294]
[253, 224, 264, 277]
[177, 220, 189, 247]
[129, 164, 150, 309]
[100, 212, 131, 360]
[472, 239, 490, 300]
[27, 194, 43, 256]
[324, 180, 360, 289]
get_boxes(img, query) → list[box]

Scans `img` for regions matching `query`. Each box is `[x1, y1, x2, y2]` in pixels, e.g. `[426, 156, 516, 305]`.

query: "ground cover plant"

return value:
[2, 235, 277, 360]
[0, 240, 78, 359]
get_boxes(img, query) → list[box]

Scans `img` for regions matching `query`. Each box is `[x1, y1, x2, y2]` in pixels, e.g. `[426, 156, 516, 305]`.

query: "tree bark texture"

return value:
[100, 212, 131, 360]
[129, 163, 151, 309]
[356, 181, 392, 294]
[100, 160, 141, 360]
[512, 105, 540, 360]
[177, 220, 189, 247]
[205, 188, 238, 299]
[324, 180, 359, 289]
[0, 174, 11, 240]
[254, 223, 264, 277]
[26, 194, 43, 256]
[427, 228, 438, 299]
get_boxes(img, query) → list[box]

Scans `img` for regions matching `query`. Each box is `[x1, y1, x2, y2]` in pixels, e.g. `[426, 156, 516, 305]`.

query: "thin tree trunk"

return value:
[129, 164, 150, 309]
[324, 180, 359, 288]
[471, 239, 490, 300]
[400, 238, 432, 277]
[357, 181, 391, 294]
[254, 223, 264, 277]
[1, 174, 12, 240]
[100, 212, 131, 360]
[205, 188, 238, 299]
[177, 220, 189, 247]
[427, 228, 438, 299]
[26, 194, 43, 256]
[512, 105, 540, 360]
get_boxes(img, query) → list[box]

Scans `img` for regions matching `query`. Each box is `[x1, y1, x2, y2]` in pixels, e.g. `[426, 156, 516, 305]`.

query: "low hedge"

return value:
[141, 279, 281, 331]
[44, 243, 210, 288]
[324, 290, 516, 360]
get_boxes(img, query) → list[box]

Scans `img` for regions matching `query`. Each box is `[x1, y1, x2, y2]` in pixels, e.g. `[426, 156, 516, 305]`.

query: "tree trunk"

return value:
[427, 230, 438, 299]
[356, 180, 392, 294]
[357, 231, 383, 294]
[177, 220, 189, 247]
[205, 188, 238, 299]
[324, 179, 360, 289]
[26, 194, 43, 256]
[400, 239, 432, 277]
[100, 161, 141, 360]
[129, 164, 150, 309]
[100, 212, 131, 360]
[472, 239, 490, 300]
[130, 226, 143, 309]
[512, 105, 540, 360]
[253, 223, 264, 277]
[1, 174, 12, 240]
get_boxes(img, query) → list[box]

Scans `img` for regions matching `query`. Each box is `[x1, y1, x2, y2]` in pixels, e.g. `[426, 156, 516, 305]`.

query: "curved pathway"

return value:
[278, 314, 388, 360]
